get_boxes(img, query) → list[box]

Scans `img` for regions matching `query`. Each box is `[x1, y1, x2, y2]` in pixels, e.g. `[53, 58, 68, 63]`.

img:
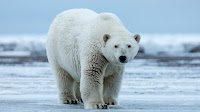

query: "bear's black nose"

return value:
[119, 56, 127, 63]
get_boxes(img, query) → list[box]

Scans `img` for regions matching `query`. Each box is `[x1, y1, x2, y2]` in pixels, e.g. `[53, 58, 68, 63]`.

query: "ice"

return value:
[0, 55, 200, 112]
[0, 34, 46, 56]
[1, 34, 200, 56]
[141, 34, 200, 54]
[0, 51, 31, 56]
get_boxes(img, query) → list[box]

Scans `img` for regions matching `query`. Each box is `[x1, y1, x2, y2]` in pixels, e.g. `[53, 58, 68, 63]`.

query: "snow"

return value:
[0, 51, 31, 56]
[141, 34, 200, 54]
[0, 34, 200, 56]
[0, 55, 200, 112]
[0, 34, 46, 56]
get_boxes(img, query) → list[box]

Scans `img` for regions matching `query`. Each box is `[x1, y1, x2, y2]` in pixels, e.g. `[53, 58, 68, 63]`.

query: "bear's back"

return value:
[57, 9, 98, 24]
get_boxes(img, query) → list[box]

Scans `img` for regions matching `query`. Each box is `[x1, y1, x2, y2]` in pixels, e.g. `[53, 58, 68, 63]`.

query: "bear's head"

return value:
[102, 34, 140, 65]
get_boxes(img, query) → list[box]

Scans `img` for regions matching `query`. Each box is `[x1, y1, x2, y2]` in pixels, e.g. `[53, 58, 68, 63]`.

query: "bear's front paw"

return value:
[59, 98, 80, 104]
[104, 99, 118, 105]
[85, 102, 108, 109]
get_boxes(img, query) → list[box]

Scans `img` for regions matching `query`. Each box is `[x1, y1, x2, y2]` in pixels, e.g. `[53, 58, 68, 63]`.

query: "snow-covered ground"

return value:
[0, 55, 200, 112]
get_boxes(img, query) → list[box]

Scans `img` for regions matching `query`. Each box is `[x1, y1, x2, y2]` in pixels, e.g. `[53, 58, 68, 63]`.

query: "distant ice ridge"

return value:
[0, 34, 46, 56]
[0, 34, 200, 56]
[141, 34, 200, 54]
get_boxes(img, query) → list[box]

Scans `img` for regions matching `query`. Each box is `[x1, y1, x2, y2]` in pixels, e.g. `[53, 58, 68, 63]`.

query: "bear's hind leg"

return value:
[74, 82, 82, 102]
[53, 64, 79, 104]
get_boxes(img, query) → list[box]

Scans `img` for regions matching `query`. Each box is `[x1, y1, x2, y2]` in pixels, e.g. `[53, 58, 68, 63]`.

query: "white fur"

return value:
[46, 9, 140, 109]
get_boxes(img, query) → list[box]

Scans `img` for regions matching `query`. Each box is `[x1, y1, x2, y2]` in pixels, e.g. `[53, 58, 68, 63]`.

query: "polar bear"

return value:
[46, 9, 140, 109]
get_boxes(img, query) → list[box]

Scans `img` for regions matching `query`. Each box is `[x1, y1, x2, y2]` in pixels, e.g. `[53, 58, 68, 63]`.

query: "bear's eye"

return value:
[114, 45, 118, 48]
[128, 45, 131, 48]
[135, 37, 138, 40]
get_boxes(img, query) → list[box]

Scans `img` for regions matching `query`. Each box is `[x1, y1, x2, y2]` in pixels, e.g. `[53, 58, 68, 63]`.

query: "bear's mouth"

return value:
[120, 61, 128, 63]
[119, 60, 128, 63]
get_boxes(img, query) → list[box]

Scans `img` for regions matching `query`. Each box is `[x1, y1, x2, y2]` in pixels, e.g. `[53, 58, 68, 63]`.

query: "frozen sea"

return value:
[0, 54, 200, 112]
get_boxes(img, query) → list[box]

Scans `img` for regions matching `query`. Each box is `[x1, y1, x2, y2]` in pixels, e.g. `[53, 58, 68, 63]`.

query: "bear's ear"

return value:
[133, 34, 141, 43]
[103, 34, 111, 43]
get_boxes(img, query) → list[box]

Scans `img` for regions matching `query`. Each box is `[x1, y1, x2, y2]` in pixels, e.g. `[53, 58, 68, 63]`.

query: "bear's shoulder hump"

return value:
[98, 13, 118, 21]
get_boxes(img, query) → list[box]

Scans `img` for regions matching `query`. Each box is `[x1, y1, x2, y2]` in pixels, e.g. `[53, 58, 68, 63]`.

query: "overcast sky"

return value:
[0, 0, 200, 34]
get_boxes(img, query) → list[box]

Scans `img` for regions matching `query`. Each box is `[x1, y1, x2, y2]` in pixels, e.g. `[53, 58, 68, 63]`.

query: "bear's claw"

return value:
[104, 99, 118, 105]
[96, 104, 107, 109]
[78, 99, 83, 103]
[60, 99, 80, 104]
[85, 103, 108, 109]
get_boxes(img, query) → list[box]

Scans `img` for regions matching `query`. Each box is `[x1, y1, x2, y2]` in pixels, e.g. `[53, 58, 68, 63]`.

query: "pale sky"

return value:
[0, 0, 200, 34]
